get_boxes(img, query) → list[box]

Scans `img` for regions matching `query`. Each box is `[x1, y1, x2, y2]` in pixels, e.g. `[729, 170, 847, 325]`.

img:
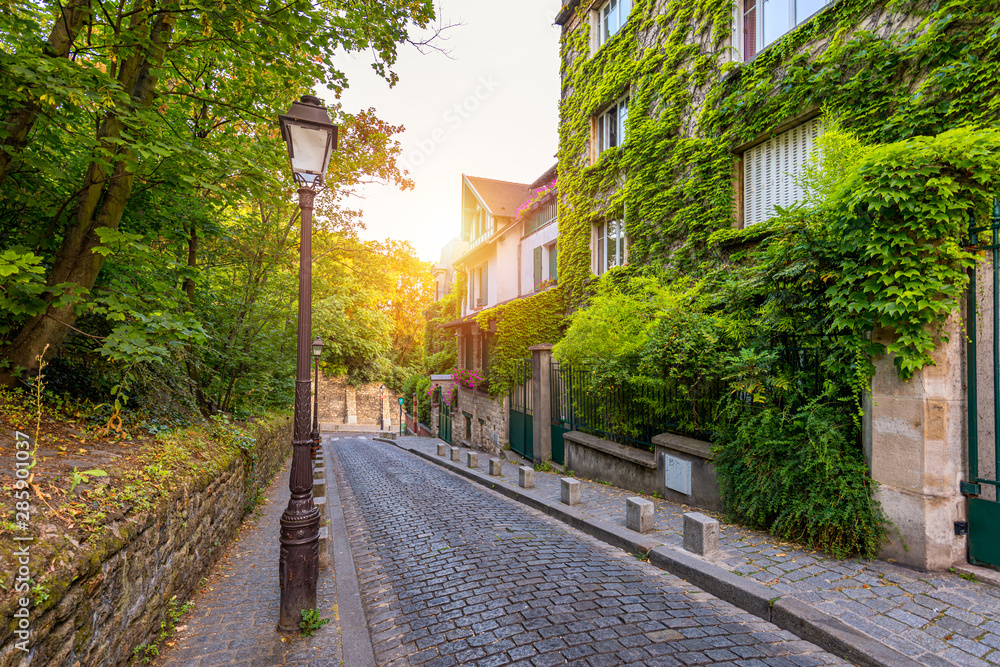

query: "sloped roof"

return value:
[465, 175, 531, 217]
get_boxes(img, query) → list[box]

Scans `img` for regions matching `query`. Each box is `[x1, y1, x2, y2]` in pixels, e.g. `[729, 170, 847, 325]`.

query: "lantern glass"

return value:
[279, 95, 337, 187]
[311, 336, 324, 358]
[285, 122, 334, 185]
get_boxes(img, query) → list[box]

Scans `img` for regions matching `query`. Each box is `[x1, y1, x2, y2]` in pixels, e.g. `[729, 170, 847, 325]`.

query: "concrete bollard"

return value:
[437, 443, 447, 456]
[626, 497, 654, 533]
[450, 446, 460, 462]
[683, 512, 720, 557]
[518, 466, 535, 488]
[313, 477, 326, 497]
[467, 451, 479, 468]
[318, 525, 330, 570]
[561, 478, 581, 506]
[489, 458, 502, 476]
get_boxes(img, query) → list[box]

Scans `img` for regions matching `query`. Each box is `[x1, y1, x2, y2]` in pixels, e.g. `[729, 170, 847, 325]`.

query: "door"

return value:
[437, 387, 452, 445]
[508, 359, 533, 460]
[965, 199, 1000, 567]
[549, 359, 570, 465]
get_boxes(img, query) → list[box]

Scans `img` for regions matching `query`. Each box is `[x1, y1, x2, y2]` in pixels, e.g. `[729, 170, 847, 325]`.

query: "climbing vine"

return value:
[557, 0, 1000, 288]
[475, 287, 564, 397]
[551, 0, 1000, 556]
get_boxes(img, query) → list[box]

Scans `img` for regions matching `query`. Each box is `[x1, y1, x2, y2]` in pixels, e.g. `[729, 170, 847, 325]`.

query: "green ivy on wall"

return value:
[475, 287, 565, 397]
[557, 0, 1000, 284]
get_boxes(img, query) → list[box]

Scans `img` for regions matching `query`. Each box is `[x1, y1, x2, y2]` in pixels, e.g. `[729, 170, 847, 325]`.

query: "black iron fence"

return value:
[551, 341, 833, 452]
[550, 361, 724, 451]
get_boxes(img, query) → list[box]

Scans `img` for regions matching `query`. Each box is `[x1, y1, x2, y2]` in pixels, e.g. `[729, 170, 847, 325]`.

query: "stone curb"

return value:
[325, 442, 377, 667]
[379, 438, 921, 667]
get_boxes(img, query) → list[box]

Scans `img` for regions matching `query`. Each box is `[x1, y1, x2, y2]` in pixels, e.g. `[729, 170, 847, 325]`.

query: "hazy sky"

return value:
[327, 1, 564, 263]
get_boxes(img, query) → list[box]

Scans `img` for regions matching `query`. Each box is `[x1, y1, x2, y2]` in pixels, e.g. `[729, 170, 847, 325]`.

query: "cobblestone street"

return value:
[332, 437, 849, 667]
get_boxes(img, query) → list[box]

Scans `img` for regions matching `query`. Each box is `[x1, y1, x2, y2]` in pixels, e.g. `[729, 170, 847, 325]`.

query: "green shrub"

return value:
[713, 400, 887, 558]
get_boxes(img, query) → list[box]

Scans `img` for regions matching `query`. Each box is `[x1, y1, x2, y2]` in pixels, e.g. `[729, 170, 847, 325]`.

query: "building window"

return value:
[743, 116, 822, 227]
[597, 0, 633, 47]
[472, 264, 488, 308]
[595, 220, 625, 275]
[596, 96, 629, 155]
[742, 0, 829, 60]
[548, 243, 558, 281]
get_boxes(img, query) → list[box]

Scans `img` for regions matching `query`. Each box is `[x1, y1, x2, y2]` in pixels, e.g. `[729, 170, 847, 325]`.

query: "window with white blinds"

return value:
[743, 117, 822, 227]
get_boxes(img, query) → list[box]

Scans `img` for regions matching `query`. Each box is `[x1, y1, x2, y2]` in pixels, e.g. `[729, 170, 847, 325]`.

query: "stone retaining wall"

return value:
[0, 416, 292, 666]
[316, 374, 398, 425]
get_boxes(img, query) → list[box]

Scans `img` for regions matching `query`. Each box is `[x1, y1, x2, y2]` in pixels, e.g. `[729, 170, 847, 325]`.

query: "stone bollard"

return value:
[318, 525, 330, 570]
[467, 452, 479, 468]
[518, 466, 535, 488]
[683, 512, 720, 557]
[561, 478, 581, 506]
[626, 497, 654, 533]
[313, 477, 326, 497]
[450, 446, 460, 462]
[489, 458, 502, 476]
[437, 443, 447, 456]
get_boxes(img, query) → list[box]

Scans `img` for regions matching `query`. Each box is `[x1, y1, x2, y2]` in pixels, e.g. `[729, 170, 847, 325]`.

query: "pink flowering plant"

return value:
[450, 367, 484, 390]
[533, 277, 556, 292]
[514, 178, 557, 223]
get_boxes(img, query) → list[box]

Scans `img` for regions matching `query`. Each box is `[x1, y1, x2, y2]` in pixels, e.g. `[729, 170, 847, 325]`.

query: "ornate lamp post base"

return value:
[278, 471, 321, 631]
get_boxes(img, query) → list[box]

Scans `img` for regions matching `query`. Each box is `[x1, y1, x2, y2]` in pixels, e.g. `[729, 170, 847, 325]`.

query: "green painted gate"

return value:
[508, 359, 533, 460]
[549, 360, 570, 465]
[436, 387, 453, 445]
[965, 199, 1000, 567]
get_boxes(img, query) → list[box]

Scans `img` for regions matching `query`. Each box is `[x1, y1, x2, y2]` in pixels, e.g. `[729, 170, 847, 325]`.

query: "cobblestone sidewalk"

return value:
[155, 460, 343, 667]
[395, 436, 1000, 667]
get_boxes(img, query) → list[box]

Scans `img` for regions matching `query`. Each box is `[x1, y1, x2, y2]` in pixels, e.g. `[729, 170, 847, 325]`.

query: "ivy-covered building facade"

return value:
[552, 0, 1000, 571]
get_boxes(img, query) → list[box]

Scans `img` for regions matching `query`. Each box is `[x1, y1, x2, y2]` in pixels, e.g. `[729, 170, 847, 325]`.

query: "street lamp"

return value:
[311, 336, 324, 460]
[277, 94, 337, 633]
[379, 384, 385, 431]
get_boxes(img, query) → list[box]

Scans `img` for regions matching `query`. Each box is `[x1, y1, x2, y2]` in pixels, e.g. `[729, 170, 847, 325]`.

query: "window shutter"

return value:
[744, 117, 821, 226]
[549, 244, 558, 280]
[596, 223, 606, 274]
[533, 246, 542, 288]
[481, 265, 488, 305]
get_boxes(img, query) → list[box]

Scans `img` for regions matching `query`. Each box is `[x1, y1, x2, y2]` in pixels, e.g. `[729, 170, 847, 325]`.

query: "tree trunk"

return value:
[0, 0, 93, 184]
[181, 223, 212, 418]
[0, 12, 174, 387]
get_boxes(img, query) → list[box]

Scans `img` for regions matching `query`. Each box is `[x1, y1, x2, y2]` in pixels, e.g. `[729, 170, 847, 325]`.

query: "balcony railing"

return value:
[469, 220, 495, 249]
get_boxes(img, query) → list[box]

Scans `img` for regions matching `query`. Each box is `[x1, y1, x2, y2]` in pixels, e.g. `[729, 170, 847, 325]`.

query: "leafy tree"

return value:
[0, 0, 436, 387]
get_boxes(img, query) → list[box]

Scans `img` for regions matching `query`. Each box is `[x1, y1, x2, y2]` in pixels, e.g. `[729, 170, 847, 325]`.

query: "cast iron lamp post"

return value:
[311, 336, 324, 460]
[277, 94, 337, 633]
[380, 384, 385, 431]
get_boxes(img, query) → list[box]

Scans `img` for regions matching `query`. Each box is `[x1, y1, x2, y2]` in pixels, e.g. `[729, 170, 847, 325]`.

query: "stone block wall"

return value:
[0, 417, 292, 666]
[315, 374, 399, 425]
[455, 386, 505, 456]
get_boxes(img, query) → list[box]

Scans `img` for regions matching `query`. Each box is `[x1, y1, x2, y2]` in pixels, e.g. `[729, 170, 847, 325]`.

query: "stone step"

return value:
[320, 423, 385, 433]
